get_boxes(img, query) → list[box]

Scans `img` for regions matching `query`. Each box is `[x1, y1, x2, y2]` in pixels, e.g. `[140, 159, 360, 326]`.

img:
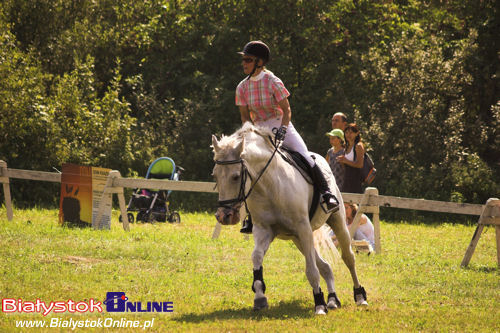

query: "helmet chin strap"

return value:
[246, 58, 264, 80]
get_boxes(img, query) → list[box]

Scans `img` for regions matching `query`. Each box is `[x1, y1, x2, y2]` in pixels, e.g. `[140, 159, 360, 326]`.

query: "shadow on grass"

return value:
[462, 264, 499, 273]
[172, 300, 312, 323]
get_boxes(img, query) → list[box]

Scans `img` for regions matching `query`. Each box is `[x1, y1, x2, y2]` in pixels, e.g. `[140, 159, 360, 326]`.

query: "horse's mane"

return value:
[214, 122, 275, 161]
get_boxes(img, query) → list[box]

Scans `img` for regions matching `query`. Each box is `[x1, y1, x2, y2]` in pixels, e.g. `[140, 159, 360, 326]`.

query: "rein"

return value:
[215, 136, 280, 214]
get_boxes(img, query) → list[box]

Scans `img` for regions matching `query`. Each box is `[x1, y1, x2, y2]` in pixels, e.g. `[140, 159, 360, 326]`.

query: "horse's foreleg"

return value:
[327, 212, 368, 306]
[314, 250, 341, 310]
[295, 225, 328, 315]
[251, 226, 273, 311]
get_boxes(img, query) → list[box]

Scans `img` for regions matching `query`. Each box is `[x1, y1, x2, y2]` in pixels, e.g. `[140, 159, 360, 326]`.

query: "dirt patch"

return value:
[63, 255, 104, 264]
[39, 255, 105, 265]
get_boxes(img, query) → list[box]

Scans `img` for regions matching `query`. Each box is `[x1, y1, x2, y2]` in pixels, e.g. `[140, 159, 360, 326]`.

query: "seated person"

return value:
[331, 202, 375, 250]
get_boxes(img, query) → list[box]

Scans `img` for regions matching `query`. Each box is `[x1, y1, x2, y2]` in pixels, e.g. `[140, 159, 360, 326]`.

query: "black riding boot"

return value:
[311, 164, 339, 214]
[240, 214, 253, 234]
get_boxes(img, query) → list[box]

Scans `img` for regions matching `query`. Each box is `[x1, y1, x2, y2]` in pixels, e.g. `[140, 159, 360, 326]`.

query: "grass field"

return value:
[0, 207, 499, 332]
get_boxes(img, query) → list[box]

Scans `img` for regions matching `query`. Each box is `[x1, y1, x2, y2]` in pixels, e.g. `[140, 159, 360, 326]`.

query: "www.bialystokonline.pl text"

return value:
[15, 317, 156, 330]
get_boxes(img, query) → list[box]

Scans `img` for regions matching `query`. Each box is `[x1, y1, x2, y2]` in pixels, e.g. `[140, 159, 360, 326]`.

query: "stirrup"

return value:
[240, 215, 253, 234]
[320, 193, 339, 214]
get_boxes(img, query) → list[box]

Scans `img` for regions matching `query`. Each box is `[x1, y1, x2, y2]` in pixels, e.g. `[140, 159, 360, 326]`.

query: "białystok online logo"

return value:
[2, 292, 173, 315]
[103, 292, 173, 313]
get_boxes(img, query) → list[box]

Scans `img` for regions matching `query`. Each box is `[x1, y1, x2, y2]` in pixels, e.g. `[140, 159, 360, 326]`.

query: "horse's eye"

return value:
[232, 174, 240, 182]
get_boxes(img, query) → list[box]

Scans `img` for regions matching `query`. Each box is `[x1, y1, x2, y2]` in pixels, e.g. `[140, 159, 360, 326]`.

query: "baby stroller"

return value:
[121, 157, 184, 224]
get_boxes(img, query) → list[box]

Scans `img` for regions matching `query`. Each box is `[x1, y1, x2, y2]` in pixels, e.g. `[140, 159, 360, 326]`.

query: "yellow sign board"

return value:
[59, 164, 111, 228]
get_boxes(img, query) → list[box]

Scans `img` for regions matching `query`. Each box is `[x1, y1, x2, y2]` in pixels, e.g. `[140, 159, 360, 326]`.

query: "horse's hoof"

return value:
[253, 297, 268, 311]
[356, 300, 369, 306]
[327, 300, 340, 310]
[327, 292, 341, 310]
[354, 286, 368, 306]
[315, 305, 328, 315]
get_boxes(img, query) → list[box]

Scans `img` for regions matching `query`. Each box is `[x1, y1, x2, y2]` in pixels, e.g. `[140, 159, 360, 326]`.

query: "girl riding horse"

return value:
[235, 41, 339, 233]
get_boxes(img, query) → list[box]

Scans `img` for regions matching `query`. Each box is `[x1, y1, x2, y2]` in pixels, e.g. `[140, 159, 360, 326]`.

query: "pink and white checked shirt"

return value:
[235, 70, 290, 123]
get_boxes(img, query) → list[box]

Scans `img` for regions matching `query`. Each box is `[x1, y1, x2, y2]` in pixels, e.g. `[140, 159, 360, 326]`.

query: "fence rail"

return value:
[371, 195, 483, 215]
[1, 165, 484, 216]
[114, 178, 218, 193]
[0, 161, 488, 220]
[6, 168, 62, 183]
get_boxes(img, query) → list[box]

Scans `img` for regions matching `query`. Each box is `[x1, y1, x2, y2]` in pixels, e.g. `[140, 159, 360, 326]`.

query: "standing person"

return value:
[331, 112, 348, 131]
[235, 40, 339, 233]
[337, 123, 364, 193]
[325, 129, 346, 192]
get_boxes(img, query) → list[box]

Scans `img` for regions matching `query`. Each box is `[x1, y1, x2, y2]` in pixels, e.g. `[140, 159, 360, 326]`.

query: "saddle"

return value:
[278, 147, 320, 221]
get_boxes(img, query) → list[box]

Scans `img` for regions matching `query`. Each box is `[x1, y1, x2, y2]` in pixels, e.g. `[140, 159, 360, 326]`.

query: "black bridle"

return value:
[214, 136, 280, 215]
[214, 158, 250, 210]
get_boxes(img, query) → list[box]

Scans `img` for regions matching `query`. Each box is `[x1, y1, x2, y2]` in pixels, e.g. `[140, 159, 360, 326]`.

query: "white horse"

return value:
[212, 122, 368, 315]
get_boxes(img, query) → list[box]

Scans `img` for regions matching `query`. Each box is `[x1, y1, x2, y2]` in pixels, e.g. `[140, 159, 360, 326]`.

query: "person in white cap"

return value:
[325, 128, 346, 192]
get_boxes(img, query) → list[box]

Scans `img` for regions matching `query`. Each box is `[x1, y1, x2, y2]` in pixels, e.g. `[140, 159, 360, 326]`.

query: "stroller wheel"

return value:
[168, 212, 181, 223]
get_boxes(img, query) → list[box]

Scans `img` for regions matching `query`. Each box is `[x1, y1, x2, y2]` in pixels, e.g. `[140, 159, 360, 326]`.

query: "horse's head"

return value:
[212, 123, 276, 225]
[212, 132, 246, 225]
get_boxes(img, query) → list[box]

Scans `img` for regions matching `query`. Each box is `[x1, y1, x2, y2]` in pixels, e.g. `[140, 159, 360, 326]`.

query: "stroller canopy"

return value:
[146, 157, 177, 180]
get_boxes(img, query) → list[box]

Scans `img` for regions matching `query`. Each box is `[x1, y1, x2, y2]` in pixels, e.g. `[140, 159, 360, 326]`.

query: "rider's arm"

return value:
[277, 98, 291, 127]
[239, 105, 251, 124]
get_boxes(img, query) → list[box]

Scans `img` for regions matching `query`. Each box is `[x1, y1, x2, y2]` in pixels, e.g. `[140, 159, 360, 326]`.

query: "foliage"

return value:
[0, 0, 498, 209]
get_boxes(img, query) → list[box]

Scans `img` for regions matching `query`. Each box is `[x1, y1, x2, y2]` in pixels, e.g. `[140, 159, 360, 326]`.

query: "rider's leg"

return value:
[311, 164, 339, 213]
[283, 123, 339, 213]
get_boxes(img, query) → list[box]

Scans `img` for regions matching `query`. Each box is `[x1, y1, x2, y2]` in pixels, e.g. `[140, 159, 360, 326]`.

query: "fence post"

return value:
[461, 198, 500, 267]
[212, 222, 222, 239]
[94, 170, 129, 231]
[107, 171, 129, 231]
[114, 172, 129, 232]
[0, 160, 13, 221]
[369, 187, 382, 254]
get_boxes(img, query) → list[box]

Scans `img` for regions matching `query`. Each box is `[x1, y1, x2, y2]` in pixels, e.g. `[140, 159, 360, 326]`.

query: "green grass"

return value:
[0, 207, 499, 332]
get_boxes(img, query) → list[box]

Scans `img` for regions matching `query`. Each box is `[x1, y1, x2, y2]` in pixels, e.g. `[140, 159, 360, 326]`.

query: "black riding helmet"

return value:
[238, 41, 270, 80]
[238, 40, 270, 64]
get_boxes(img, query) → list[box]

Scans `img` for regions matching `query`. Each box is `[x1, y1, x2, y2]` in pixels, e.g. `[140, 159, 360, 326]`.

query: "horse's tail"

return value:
[313, 225, 341, 266]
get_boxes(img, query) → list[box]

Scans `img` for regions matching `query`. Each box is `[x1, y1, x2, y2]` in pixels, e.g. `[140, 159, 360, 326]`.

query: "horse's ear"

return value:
[212, 135, 220, 152]
[236, 137, 245, 155]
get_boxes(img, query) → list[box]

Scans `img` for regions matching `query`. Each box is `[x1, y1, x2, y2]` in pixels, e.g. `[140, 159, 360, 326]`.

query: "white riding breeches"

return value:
[255, 117, 315, 166]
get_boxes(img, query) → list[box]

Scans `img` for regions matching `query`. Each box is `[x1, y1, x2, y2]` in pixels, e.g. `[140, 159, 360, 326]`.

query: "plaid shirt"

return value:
[235, 70, 290, 123]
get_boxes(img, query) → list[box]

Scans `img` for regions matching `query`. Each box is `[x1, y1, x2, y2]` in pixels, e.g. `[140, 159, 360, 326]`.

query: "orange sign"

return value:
[59, 164, 111, 227]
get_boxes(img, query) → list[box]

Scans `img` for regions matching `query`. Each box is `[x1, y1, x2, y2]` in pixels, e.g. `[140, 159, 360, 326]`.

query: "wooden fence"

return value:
[1, 160, 498, 264]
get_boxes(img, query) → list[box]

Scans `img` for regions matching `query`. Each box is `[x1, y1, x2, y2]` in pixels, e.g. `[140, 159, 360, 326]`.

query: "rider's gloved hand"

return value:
[274, 125, 287, 141]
